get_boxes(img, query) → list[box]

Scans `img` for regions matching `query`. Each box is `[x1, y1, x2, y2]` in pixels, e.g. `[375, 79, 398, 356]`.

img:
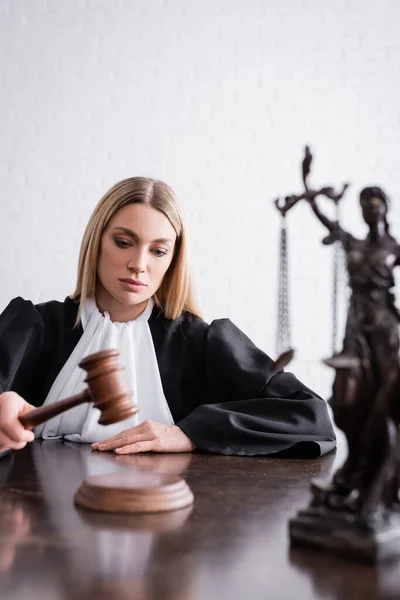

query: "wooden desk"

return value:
[0, 441, 399, 600]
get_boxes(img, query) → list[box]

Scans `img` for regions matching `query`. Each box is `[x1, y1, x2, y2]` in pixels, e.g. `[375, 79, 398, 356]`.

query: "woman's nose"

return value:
[128, 249, 146, 272]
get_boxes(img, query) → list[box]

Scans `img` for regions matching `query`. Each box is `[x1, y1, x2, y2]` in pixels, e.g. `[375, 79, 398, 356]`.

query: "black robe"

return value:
[0, 296, 336, 457]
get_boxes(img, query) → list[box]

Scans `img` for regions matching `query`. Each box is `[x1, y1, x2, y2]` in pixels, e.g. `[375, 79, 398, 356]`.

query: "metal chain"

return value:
[276, 201, 346, 358]
[332, 203, 347, 355]
[276, 216, 291, 356]
[332, 210, 340, 355]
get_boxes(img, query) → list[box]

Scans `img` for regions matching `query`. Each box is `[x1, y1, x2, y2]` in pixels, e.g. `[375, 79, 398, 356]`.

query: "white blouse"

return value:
[35, 296, 174, 443]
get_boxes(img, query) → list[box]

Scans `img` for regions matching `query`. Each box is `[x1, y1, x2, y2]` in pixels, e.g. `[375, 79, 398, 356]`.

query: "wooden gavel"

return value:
[19, 350, 138, 429]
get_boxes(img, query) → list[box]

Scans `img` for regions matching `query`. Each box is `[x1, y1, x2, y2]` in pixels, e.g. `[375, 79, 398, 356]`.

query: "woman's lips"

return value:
[119, 279, 147, 292]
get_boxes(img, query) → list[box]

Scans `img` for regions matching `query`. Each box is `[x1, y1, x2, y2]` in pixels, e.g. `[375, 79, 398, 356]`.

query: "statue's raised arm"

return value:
[274, 146, 349, 225]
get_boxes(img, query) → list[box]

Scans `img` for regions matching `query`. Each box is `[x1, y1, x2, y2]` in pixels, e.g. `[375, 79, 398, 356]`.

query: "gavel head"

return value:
[79, 349, 138, 425]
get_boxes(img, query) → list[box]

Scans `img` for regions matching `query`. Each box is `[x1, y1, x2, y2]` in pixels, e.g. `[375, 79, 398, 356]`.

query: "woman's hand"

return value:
[0, 392, 35, 452]
[92, 420, 197, 454]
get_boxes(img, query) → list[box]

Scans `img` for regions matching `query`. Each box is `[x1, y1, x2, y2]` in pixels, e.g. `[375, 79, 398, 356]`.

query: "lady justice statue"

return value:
[276, 147, 400, 561]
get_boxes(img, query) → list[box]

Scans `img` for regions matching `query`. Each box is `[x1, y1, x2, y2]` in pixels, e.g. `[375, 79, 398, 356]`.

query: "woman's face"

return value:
[361, 196, 387, 227]
[96, 203, 177, 320]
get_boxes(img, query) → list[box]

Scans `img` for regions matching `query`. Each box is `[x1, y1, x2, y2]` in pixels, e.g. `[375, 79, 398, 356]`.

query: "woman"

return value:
[0, 177, 335, 457]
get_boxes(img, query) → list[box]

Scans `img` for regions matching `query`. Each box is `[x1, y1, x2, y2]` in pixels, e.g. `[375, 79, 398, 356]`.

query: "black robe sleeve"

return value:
[0, 298, 46, 398]
[0, 296, 82, 407]
[177, 318, 336, 457]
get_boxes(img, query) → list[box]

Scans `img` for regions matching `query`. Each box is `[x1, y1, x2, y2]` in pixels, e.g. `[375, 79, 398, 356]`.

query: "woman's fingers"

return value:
[93, 431, 154, 451]
[92, 421, 156, 451]
[0, 430, 28, 451]
[0, 393, 35, 444]
[92, 421, 196, 454]
[114, 440, 156, 454]
[0, 418, 34, 444]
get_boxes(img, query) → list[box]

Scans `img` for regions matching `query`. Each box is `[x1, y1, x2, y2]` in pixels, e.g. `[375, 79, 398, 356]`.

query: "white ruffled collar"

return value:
[35, 295, 174, 443]
[82, 296, 154, 330]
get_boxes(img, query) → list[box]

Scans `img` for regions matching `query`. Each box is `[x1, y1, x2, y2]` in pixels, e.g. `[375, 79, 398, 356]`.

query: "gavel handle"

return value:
[19, 389, 92, 429]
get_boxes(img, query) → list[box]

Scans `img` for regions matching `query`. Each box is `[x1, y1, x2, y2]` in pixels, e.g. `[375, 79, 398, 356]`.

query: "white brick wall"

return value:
[1, 0, 400, 400]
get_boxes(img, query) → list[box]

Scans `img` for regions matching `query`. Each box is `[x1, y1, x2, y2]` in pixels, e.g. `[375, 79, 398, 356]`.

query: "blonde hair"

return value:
[71, 177, 202, 324]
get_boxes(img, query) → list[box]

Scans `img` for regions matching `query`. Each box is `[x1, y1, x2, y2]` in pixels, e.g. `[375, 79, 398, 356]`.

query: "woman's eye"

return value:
[114, 239, 131, 249]
[152, 249, 167, 257]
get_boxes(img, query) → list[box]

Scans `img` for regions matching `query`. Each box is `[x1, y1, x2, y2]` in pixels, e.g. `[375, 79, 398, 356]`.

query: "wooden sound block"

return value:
[74, 471, 194, 514]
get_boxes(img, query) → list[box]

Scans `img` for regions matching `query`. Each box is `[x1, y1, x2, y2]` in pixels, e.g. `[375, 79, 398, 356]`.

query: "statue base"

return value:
[289, 505, 400, 563]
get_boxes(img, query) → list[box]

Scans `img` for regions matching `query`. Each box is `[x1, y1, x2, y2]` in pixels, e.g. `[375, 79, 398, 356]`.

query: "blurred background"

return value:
[1, 0, 399, 399]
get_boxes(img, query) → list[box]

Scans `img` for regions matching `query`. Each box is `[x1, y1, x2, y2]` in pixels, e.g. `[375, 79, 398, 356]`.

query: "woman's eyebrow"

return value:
[112, 226, 174, 244]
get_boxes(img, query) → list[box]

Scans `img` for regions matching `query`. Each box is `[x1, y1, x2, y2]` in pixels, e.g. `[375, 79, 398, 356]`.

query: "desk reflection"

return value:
[33, 442, 194, 600]
[1, 442, 195, 600]
[290, 548, 400, 600]
[0, 496, 31, 573]
[2, 442, 398, 600]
